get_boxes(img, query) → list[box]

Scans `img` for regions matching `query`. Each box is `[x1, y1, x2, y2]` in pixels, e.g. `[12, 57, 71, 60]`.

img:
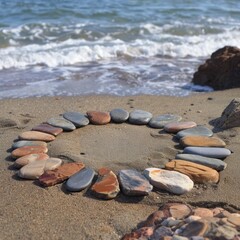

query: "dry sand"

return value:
[0, 89, 240, 239]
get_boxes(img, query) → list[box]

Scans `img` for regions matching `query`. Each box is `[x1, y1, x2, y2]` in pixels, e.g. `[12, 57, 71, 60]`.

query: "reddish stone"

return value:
[163, 203, 192, 220]
[141, 210, 170, 227]
[212, 207, 225, 217]
[193, 208, 214, 218]
[164, 121, 197, 133]
[19, 131, 55, 142]
[91, 167, 120, 199]
[39, 162, 85, 187]
[32, 123, 63, 136]
[86, 111, 111, 125]
[121, 226, 154, 240]
[11, 145, 48, 158]
[227, 214, 240, 227]
[180, 136, 226, 147]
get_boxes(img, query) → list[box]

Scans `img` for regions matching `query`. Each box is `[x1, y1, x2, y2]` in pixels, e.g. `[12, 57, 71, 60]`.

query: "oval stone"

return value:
[19, 131, 55, 142]
[118, 169, 153, 196]
[183, 147, 231, 159]
[86, 111, 111, 125]
[66, 168, 96, 192]
[32, 123, 63, 136]
[14, 153, 49, 168]
[12, 140, 47, 149]
[110, 108, 129, 123]
[176, 154, 227, 171]
[11, 145, 48, 158]
[164, 121, 197, 133]
[129, 110, 153, 125]
[143, 168, 194, 195]
[148, 114, 182, 129]
[47, 117, 76, 131]
[180, 136, 226, 147]
[165, 160, 219, 183]
[176, 126, 213, 139]
[63, 112, 89, 127]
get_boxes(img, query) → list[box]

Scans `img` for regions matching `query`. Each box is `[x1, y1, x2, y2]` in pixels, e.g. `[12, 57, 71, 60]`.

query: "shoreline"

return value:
[1, 89, 240, 239]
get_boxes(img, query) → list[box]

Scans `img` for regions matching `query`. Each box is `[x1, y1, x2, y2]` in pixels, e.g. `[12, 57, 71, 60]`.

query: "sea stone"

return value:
[227, 214, 240, 227]
[110, 108, 129, 123]
[175, 154, 227, 171]
[193, 208, 214, 218]
[39, 162, 85, 187]
[143, 168, 194, 195]
[164, 121, 197, 133]
[151, 226, 173, 239]
[183, 146, 231, 159]
[176, 126, 213, 139]
[165, 160, 219, 183]
[86, 111, 111, 125]
[91, 168, 120, 199]
[12, 140, 47, 149]
[66, 168, 95, 192]
[19, 131, 55, 142]
[63, 112, 89, 127]
[11, 145, 48, 158]
[18, 158, 62, 179]
[163, 203, 192, 220]
[216, 98, 240, 129]
[128, 109, 153, 125]
[141, 210, 171, 227]
[47, 117, 76, 131]
[32, 123, 63, 136]
[121, 226, 155, 240]
[13, 153, 49, 168]
[148, 114, 182, 129]
[180, 220, 209, 237]
[118, 169, 153, 196]
[180, 136, 226, 147]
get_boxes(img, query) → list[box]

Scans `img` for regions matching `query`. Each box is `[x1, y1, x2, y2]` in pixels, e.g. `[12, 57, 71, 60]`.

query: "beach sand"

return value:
[0, 89, 240, 239]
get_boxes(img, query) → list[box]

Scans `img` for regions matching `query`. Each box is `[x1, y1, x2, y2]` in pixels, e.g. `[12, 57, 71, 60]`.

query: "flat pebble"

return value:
[164, 121, 197, 133]
[193, 208, 214, 218]
[128, 109, 153, 125]
[91, 168, 120, 199]
[47, 117, 76, 131]
[118, 169, 153, 196]
[86, 111, 111, 125]
[175, 153, 227, 171]
[12, 140, 47, 149]
[66, 167, 95, 192]
[143, 168, 194, 195]
[176, 126, 213, 139]
[19, 131, 55, 142]
[148, 114, 182, 129]
[11, 145, 48, 158]
[183, 147, 231, 159]
[63, 112, 89, 127]
[180, 136, 226, 147]
[163, 203, 192, 220]
[32, 123, 63, 136]
[110, 108, 129, 123]
[180, 220, 209, 237]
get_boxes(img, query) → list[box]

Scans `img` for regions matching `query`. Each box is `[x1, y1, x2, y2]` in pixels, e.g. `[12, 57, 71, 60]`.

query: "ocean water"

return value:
[0, 0, 240, 99]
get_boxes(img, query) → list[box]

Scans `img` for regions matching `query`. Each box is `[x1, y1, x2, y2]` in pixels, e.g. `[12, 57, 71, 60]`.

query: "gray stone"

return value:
[63, 112, 89, 127]
[183, 147, 231, 159]
[66, 167, 95, 192]
[176, 126, 213, 139]
[47, 117, 76, 131]
[128, 109, 153, 125]
[110, 108, 129, 123]
[12, 140, 47, 149]
[151, 226, 173, 239]
[118, 169, 153, 196]
[176, 154, 227, 171]
[148, 114, 182, 129]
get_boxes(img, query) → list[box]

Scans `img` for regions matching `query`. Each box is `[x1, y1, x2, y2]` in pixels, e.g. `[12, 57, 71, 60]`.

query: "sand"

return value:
[0, 89, 240, 239]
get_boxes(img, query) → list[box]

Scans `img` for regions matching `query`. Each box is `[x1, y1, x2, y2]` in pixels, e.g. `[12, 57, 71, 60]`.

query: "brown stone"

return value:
[164, 121, 197, 133]
[19, 131, 55, 142]
[163, 203, 192, 220]
[39, 162, 85, 187]
[141, 210, 170, 227]
[212, 207, 225, 217]
[13, 153, 49, 168]
[11, 145, 48, 158]
[86, 111, 111, 125]
[121, 226, 154, 240]
[193, 208, 214, 218]
[180, 136, 226, 148]
[91, 168, 120, 199]
[32, 123, 63, 136]
[180, 220, 209, 237]
[165, 160, 219, 183]
[227, 214, 240, 227]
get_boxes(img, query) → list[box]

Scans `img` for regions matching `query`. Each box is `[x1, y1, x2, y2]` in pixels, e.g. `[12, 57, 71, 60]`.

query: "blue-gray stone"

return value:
[128, 110, 153, 125]
[148, 114, 182, 129]
[175, 153, 227, 171]
[110, 108, 129, 123]
[47, 117, 76, 131]
[183, 147, 231, 159]
[118, 169, 153, 196]
[63, 112, 89, 127]
[66, 168, 96, 192]
[176, 126, 213, 139]
[12, 140, 47, 149]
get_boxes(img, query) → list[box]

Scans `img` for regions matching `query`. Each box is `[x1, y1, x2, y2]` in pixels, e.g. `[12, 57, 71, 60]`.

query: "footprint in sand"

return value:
[0, 117, 19, 129]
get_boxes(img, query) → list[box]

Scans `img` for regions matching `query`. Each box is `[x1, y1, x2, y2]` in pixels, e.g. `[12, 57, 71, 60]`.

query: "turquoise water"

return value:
[0, 0, 240, 98]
